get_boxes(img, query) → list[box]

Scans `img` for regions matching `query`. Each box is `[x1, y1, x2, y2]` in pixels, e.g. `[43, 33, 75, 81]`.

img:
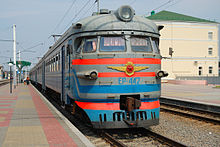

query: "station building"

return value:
[147, 11, 219, 80]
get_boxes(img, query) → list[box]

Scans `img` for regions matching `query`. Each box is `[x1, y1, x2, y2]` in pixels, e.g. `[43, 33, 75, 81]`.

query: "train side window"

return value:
[74, 38, 83, 54]
[130, 37, 152, 53]
[54, 57, 56, 72]
[151, 38, 160, 54]
[56, 54, 59, 71]
[83, 38, 97, 53]
[68, 39, 73, 54]
[58, 53, 60, 71]
[100, 36, 125, 52]
[49, 59, 51, 72]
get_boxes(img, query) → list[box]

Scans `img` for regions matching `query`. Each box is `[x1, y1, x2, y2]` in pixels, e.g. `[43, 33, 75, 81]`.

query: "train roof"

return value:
[73, 11, 159, 35]
[30, 6, 161, 71]
[50, 6, 161, 52]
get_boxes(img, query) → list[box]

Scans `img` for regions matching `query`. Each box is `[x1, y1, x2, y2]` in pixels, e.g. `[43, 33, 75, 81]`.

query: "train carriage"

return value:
[30, 5, 167, 129]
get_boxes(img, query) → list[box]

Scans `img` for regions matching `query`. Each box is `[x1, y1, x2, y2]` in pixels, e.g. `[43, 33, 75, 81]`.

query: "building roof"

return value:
[147, 10, 217, 23]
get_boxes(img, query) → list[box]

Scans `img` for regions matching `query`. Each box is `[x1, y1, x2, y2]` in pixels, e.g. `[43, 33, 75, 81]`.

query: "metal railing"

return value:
[176, 76, 220, 84]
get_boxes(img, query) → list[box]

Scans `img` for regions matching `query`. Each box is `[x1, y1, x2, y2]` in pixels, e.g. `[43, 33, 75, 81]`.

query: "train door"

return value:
[42, 61, 46, 91]
[64, 39, 73, 105]
[61, 46, 65, 105]
[66, 40, 72, 90]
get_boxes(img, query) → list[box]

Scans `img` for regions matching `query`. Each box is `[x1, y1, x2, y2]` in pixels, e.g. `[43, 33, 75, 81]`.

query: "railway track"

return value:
[33, 84, 189, 147]
[160, 98, 220, 125]
[104, 128, 187, 147]
[0, 79, 10, 86]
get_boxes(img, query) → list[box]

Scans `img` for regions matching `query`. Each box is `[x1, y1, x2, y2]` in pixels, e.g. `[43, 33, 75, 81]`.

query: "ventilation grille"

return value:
[113, 111, 156, 121]
[99, 111, 157, 122]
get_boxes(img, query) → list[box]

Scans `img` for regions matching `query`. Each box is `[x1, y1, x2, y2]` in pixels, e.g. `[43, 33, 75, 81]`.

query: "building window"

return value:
[198, 66, 202, 76]
[209, 66, 213, 74]
[208, 31, 213, 40]
[208, 48, 213, 55]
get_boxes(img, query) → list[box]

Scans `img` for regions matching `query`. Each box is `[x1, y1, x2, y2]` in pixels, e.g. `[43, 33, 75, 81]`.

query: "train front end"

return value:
[70, 6, 167, 129]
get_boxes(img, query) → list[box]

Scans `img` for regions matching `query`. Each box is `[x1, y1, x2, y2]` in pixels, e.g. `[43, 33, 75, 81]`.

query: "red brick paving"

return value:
[0, 101, 14, 103]
[0, 104, 11, 107]
[29, 85, 78, 147]
[0, 108, 13, 127]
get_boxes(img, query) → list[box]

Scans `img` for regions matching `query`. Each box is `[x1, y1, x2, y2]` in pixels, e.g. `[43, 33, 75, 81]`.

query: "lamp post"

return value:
[8, 58, 13, 94]
[13, 24, 17, 89]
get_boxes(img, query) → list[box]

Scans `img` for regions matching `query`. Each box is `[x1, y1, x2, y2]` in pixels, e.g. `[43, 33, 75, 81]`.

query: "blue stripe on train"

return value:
[78, 84, 161, 93]
[76, 98, 159, 103]
[84, 108, 160, 122]
[71, 70, 161, 94]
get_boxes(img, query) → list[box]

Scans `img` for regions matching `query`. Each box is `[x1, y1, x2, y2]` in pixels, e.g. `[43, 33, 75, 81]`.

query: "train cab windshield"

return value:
[130, 37, 152, 53]
[83, 38, 97, 53]
[79, 35, 159, 54]
[100, 36, 125, 52]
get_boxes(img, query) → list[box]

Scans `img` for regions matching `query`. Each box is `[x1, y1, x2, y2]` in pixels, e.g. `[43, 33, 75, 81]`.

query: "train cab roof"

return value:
[70, 5, 160, 37]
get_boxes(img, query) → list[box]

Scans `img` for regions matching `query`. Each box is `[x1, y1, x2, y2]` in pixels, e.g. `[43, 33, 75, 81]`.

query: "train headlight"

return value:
[117, 5, 134, 22]
[76, 70, 98, 80]
[156, 70, 168, 78]
[90, 71, 98, 80]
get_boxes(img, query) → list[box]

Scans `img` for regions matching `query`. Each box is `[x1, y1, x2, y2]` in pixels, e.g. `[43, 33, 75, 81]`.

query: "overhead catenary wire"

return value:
[163, 0, 182, 10]
[146, 0, 179, 16]
[130, 0, 137, 5]
[51, 0, 77, 35]
[0, 39, 14, 42]
[76, 1, 97, 22]
[152, 0, 173, 11]
[61, 0, 93, 34]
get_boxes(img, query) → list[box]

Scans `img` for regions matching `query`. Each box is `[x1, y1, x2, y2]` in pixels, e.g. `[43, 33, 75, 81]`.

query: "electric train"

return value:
[30, 5, 167, 129]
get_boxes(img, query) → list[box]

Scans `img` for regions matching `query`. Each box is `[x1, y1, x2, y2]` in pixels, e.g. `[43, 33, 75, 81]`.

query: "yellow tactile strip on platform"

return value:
[0, 111, 8, 114]
[18, 91, 30, 97]
[15, 100, 35, 109]
[2, 126, 49, 147]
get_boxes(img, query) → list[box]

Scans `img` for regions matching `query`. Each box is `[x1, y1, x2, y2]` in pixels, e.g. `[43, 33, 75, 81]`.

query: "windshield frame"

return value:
[99, 36, 126, 52]
[130, 36, 153, 53]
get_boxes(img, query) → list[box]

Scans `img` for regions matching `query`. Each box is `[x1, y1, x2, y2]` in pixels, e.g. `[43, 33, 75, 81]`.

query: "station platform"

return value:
[161, 83, 220, 106]
[0, 83, 95, 147]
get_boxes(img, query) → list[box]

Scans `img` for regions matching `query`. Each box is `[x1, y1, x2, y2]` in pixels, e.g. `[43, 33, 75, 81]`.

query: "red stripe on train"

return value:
[75, 100, 160, 110]
[72, 58, 161, 65]
[98, 72, 156, 77]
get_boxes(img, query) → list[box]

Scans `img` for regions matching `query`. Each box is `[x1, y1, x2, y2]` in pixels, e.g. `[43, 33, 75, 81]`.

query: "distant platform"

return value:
[0, 83, 94, 147]
[161, 83, 220, 106]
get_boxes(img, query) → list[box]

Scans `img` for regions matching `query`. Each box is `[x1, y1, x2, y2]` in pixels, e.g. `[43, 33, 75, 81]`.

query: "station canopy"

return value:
[16, 61, 31, 69]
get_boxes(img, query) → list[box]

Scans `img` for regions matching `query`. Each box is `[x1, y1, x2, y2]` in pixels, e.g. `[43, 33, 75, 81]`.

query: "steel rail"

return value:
[160, 97, 220, 114]
[160, 106, 220, 125]
[100, 131, 127, 147]
[143, 129, 187, 147]
[0, 79, 10, 86]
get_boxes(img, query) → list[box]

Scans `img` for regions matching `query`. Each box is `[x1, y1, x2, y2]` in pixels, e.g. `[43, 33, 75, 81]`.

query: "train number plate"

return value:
[118, 77, 140, 85]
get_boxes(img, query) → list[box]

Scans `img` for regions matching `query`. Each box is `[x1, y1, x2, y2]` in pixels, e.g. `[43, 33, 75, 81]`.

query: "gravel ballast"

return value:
[150, 112, 220, 147]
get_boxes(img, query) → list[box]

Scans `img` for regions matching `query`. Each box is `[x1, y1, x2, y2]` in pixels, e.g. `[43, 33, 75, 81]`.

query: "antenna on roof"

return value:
[50, 35, 62, 42]
[95, 0, 100, 13]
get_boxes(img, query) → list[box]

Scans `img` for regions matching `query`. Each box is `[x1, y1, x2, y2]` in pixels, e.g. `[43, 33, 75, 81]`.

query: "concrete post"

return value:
[13, 24, 17, 88]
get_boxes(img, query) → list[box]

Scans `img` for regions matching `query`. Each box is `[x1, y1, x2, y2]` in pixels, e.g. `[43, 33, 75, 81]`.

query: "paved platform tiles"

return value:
[0, 84, 94, 147]
[161, 83, 220, 106]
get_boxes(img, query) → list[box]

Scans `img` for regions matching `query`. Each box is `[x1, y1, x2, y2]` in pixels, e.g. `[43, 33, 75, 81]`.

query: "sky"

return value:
[0, 0, 220, 70]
